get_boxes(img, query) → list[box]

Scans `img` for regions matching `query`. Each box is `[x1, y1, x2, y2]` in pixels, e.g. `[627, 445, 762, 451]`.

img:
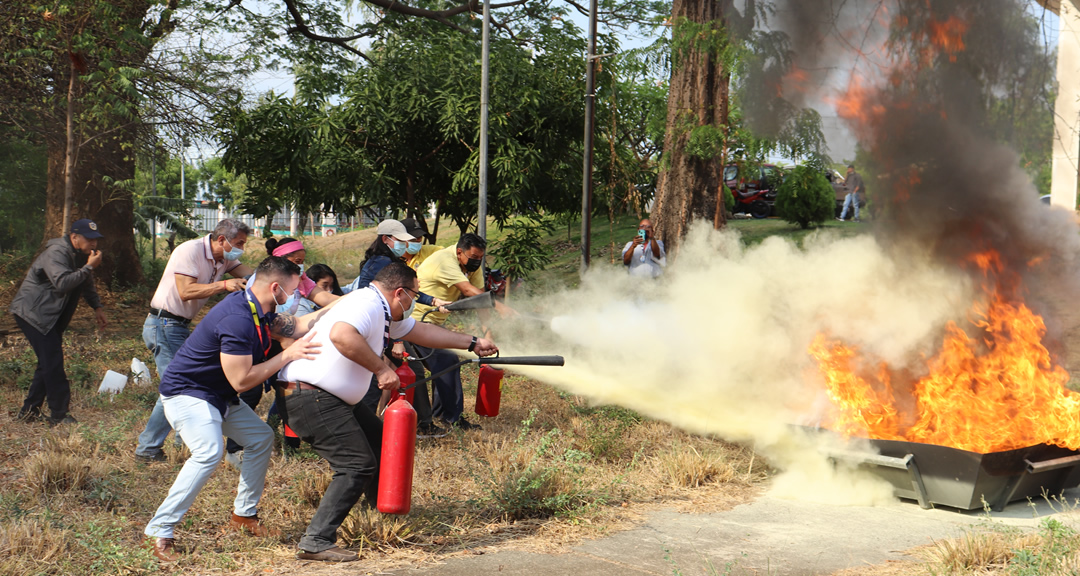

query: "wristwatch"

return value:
[467, 336, 477, 353]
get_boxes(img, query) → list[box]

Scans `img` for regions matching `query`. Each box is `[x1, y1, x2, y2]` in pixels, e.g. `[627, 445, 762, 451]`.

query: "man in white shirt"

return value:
[278, 262, 497, 562]
[621, 218, 666, 278]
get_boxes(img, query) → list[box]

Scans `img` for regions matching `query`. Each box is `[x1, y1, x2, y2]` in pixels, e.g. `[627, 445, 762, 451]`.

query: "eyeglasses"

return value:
[400, 287, 419, 300]
[638, 225, 651, 230]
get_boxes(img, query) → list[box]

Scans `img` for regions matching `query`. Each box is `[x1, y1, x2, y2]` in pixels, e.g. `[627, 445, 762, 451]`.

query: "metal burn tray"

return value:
[813, 430, 1080, 511]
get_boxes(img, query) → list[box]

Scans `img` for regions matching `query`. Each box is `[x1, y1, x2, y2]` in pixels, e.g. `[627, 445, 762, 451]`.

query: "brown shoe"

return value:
[296, 546, 359, 562]
[229, 512, 280, 538]
[143, 535, 180, 563]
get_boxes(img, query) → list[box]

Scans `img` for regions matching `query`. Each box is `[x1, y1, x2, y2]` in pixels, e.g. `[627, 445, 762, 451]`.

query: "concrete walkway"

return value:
[394, 489, 1080, 576]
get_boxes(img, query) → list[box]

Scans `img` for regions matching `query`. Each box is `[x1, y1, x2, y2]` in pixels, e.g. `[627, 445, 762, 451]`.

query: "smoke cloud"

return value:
[494, 0, 1078, 505]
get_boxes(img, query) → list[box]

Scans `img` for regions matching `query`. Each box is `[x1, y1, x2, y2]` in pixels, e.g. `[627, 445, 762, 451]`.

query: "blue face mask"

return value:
[406, 241, 423, 255]
[390, 240, 408, 258]
[297, 263, 305, 276]
[223, 238, 243, 261]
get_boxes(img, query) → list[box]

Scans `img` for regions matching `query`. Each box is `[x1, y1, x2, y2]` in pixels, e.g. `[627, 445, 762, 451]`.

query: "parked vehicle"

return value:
[724, 163, 784, 219]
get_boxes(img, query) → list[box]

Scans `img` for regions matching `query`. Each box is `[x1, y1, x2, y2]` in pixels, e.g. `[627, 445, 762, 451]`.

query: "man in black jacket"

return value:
[9, 219, 108, 425]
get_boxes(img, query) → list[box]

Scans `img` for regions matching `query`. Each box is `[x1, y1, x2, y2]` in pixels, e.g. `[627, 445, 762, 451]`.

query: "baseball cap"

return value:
[375, 219, 415, 241]
[399, 218, 426, 240]
[70, 218, 104, 239]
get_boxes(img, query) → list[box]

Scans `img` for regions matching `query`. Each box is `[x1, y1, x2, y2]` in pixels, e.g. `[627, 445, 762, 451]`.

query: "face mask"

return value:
[223, 238, 244, 261]
[390, 240, 408, 258]
[406, 241, 422, 255]
[297, 263, 305, 276]
[274, 285, 300, 315]
[465, 257, 482, 273]
[397, 290, 416, 320]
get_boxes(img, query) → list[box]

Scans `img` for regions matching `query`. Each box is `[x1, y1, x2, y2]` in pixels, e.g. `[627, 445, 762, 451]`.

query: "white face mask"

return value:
[397, 289, 416, 320]
[274, 284, 300, 314]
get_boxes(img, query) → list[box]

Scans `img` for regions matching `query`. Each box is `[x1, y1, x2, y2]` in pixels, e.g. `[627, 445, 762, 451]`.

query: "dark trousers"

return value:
[14, 314, 71, 418]
[410, 345, 464, 424]
[285, 388, 382, 553]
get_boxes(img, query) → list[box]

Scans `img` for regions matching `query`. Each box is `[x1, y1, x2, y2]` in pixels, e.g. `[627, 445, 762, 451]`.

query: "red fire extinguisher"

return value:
[392, 359, 415, 405]
[475, 364, 504, 417]
[377, 391, 417, 515]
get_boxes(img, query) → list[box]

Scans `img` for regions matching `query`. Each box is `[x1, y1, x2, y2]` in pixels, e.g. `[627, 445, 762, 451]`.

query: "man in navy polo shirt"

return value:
[143, 257, 324, 563]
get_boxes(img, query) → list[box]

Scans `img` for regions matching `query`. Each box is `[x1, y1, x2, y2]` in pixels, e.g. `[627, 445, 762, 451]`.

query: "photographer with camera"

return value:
[621, 218, 666, 278]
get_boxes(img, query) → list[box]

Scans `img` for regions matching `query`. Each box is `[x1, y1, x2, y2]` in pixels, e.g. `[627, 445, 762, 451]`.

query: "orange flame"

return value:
[811, 250, 1080, 454]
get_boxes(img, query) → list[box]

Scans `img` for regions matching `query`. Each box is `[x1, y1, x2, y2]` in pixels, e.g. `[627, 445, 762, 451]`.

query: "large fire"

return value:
[811, 250, 1080, 454]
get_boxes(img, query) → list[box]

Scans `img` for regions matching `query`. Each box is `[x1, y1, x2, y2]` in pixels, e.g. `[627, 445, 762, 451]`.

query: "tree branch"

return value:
[282, 0, 374, 63]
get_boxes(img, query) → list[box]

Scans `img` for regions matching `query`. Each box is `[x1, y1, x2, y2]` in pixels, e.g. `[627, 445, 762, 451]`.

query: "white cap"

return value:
[376, 219, 415, 241]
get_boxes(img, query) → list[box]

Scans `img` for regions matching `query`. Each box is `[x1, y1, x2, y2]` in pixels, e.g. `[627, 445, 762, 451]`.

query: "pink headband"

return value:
[272, 240, 305, 257]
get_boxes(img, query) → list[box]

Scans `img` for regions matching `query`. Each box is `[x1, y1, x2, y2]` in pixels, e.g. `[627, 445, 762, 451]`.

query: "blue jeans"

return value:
[144, 394, 273, 539]
[840, 193, 860, 220]
[136, 315, 190, 457]
[412, 345, 465, 424]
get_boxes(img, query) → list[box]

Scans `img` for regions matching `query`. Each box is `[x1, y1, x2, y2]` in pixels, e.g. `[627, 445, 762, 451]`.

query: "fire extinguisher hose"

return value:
[398, 354, 565, 391]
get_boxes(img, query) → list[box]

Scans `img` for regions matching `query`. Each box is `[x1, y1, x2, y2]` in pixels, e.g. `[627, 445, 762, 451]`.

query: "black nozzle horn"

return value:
[444, 292, 495, 311]
[477, 355, 565, 367]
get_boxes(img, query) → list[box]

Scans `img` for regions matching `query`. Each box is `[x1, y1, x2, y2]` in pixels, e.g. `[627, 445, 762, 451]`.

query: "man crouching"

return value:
[278, 262, 498, 562]
[143, 256, 323, 562]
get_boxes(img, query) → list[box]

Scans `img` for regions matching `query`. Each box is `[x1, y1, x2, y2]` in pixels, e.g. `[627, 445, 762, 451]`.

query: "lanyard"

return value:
[368, 285, 391, 350]
[244, 290, 271, 359]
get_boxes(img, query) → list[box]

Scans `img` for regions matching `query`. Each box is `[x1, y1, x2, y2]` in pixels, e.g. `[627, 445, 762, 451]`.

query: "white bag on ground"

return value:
[98, 370, 127, 395]
[131, 357, 151, 387]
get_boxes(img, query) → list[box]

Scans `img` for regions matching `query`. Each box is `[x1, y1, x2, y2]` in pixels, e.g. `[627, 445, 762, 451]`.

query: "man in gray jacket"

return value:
[10, 219, 108, 425]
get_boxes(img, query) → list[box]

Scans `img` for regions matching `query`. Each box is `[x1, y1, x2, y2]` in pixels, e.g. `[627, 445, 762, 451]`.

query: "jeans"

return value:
[136, 315, 191, 457]
[285, 388, 382, 553]
[144, 394, 273, 539]
[840, 193, 860, 220]
[14, 315, 70, 418]
[226, 385, 264, 454]
[411, 345, 464, 424]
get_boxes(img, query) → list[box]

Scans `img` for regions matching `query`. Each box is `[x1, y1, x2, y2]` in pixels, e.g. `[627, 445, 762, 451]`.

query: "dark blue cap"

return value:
[70, 218, 103, 239]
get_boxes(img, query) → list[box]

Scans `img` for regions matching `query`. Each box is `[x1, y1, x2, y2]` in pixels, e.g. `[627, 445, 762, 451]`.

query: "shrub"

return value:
[774, 165, 834, 229]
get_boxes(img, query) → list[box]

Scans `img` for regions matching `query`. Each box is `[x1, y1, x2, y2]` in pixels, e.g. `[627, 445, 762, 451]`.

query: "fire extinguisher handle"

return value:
[476, 355, 565, 366]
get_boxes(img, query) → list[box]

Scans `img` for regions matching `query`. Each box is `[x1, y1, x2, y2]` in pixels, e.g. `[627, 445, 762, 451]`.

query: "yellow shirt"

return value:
[412, 246, 484, 325]
[404, 245, 441, 271]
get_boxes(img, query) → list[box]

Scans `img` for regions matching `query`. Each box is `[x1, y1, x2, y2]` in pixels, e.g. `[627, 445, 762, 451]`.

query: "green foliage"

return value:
[774, 165, 833, 229]
[0, 129, 47, 253]
[494, 218, 556, 283]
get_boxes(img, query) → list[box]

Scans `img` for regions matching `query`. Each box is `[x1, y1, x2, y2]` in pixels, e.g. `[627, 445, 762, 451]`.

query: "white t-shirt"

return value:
[622, 239, 667, 278]
[279, 287, 415, 405]
[150, 235, 241, 319]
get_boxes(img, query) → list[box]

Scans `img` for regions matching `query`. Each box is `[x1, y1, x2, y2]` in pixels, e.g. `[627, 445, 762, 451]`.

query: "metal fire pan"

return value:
[820, 433, 1080, 511]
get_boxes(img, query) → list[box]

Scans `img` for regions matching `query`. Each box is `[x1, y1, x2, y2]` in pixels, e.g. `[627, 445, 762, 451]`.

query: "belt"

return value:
[149, 308, 191, 325]
[279, 381, 320, 396]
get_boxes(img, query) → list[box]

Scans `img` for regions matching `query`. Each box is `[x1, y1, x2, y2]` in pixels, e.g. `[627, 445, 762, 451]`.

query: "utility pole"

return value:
[151, 145, 157, 258]
[478, 0, 491, 241]
[580, 0, 598, 272]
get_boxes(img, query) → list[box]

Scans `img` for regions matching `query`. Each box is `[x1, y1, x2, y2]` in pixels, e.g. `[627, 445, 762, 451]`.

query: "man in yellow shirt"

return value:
[409, 233, 490, 432]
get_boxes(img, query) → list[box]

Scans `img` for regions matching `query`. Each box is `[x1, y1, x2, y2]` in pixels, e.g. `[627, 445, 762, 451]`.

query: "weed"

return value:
[0, 515, 74, 574]
[658, 445, 737, 488]
[74, 519, 157, 574]
[339, 507, 427, 550]
[294, 467, 333, 508]
[24, 450, 103, 495]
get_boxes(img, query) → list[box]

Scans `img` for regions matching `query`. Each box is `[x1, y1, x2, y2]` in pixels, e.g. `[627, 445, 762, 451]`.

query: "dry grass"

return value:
[921, 517, 1080, 576]
[0, 286, 771, 575]
[657, 444, 739, 488]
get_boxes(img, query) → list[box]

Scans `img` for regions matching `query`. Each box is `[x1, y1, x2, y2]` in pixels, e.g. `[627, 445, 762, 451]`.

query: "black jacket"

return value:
[9, 236, 101, 334]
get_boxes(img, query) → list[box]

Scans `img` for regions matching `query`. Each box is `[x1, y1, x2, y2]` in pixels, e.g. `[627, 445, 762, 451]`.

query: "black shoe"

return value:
[443, 417, 482, 431]
[46, 414, 77, 427]
[297, 546, 358, 562]
[416, 422, 448, 439]
[135, 451, 168, 463]
[16, 407, 42, 422]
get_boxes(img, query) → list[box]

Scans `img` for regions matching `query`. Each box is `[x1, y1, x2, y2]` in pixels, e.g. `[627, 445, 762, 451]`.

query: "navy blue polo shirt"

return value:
[159, 289, 276, 417]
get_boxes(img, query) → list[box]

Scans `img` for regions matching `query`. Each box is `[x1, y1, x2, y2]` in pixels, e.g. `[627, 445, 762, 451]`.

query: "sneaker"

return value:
[416, 422, 448, 439]
[443, 417, 482, 431]
[836, 217, 845, 222]
[16, 407, 42, 422]
[224, 451, 243, 471]
[46, 414, 77, 427]
[297, 546, 358, 562]
[136, 451, 168, 463]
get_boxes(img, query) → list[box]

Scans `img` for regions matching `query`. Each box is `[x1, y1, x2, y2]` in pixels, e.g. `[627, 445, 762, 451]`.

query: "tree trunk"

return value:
[44, 131, 143, 287]
[651, 0, 733, 256]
